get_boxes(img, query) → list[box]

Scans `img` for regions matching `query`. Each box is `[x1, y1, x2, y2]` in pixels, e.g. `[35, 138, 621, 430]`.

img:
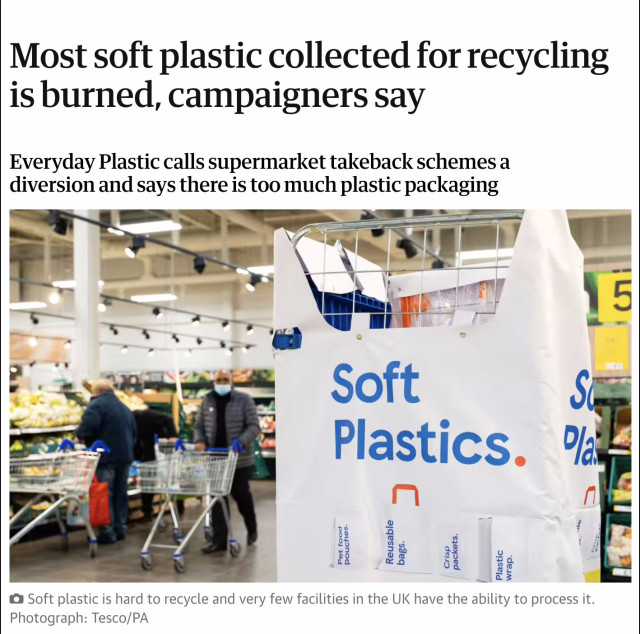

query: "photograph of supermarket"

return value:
[8, 210, 632, 583]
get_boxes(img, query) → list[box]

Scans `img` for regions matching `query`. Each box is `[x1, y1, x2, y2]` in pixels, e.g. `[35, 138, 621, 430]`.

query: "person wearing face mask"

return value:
[194, 369, 261, 553]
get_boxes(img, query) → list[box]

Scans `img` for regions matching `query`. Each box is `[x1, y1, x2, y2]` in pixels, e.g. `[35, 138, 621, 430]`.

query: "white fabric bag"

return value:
[274, 210, 599, 582]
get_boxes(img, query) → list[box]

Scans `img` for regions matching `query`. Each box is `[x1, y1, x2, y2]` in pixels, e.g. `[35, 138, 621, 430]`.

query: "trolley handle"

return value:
[89, 440, 111, 453]
[58, 438, 76, 451]
[206, 440, 244, 453]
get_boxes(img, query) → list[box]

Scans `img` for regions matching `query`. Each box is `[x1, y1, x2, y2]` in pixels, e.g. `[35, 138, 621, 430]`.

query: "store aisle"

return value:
[10, 480, 276, 583]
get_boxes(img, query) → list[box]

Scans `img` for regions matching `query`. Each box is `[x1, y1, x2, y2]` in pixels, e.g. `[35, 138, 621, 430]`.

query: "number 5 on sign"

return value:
[598, 272, 632, 323]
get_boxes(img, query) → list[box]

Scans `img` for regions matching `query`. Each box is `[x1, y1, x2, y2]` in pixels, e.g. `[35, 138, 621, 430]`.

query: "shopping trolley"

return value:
[147, 438, 216, 544]
[9, 440, 107, 557]
[138, 443, 239, 573]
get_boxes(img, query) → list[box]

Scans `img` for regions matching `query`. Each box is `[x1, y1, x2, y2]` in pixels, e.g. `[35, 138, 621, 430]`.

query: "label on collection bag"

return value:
[377, 506, 431, 574]
[575, 506, 601, 561]
[435, 517, 477, 579]
[331, 515, 366, 569]
[491, 517, 528, 583]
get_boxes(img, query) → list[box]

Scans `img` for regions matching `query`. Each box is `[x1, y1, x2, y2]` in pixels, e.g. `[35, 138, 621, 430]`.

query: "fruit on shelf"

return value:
[10, 392, 84, 428]
[611, 425, 631, 449]
[115, 390, 147, 411]
[612, 472, 632, 502]
[607, 524, 632, 568]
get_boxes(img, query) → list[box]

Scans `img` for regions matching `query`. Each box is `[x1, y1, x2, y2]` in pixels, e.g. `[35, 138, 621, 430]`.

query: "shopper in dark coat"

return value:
[133, 408, 178, 520]
[75, 379, 137, 544]
[194, 369, 260, 552]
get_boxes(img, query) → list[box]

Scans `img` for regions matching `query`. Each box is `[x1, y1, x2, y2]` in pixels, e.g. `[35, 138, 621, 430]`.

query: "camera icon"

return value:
[9, 593, 24, 605]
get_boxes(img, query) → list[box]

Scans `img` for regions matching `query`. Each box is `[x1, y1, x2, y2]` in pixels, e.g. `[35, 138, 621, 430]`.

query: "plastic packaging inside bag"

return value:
[390, 278, 506, 328]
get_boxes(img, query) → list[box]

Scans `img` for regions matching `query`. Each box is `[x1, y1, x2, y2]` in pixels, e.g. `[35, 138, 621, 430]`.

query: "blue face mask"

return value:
[214, 384, 232, 396]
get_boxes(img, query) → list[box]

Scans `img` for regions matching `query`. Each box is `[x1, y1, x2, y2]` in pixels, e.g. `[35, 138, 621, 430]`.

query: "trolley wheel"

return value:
[229, 542, 241, 558]
[174, 557, 185, 573]
[140, 554, 153, 571]
[60, 535, 69, 552]
[89, 542, 97, 558]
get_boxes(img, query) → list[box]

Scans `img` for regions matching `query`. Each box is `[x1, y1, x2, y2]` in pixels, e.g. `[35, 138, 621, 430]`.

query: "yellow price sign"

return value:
[598, 272, 632, 323]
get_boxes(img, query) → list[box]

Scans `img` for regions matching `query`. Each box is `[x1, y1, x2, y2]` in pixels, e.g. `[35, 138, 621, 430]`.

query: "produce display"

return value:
[607, 524, 632, 568]
[611, 424, 631, 449]
[181, 401, 200, 441]
[116, 390, 147, 411]
[260, 415, 276, 432]
[10, 433, 75, 456]
[260, 436, 276, 450]
[612, 472, 632, 502]
[10, 392, 84, 429]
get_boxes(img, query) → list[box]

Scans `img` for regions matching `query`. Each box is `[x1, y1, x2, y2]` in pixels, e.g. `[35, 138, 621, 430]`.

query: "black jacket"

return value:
[133, 409, 177, 462]
[75, 392, 137, 464]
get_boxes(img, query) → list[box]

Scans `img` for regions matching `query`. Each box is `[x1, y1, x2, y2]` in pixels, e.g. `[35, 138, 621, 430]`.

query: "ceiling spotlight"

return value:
[172, 334, 180, 343]
[98, 302, 107, 312]
[54, 363, 59, 369]
[64, 339, 72, 350]
[121, 345, 129, 354]
[10, 366, 18, 373]
[29, 360, 36, 367]
[110, 325, 119, 335]
[193, 255, 206, 275]
[184, 349, 192, 358]
[10, 302, 47, 310]
[28, 336, 38, 347]
[397, 238, 418, 259]
[49, 289, 61, 304]
[224, 347, 232, 357]
[245, 274, 261, 292]
[142, 329, 150, 340]
[30, 313, 39, 325]
[47, 210, 69, 236]
[118, 220, 182, 234]
[196, 337, 203, 346]
[221, 320, 230, 331]
[191, 315, 201, 327]
[124, 236, 146, 258]
[269, 328, 274, 336]
[242, 345, 249, 354]
[132, 293, 177, 303]
[148, 348, 155, 357]
[361, 211, 384, 237]
[64, 362, 69, 369]
[246, 324, 255, 336]
[152, 307, 163, 319]
[236, 267, 250, 276]
[220, 341, 226, 349]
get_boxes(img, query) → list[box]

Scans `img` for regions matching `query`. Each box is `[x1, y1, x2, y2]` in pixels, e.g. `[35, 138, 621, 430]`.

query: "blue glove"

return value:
[89, 440, 112, 453]
[231, 440, 244, 453]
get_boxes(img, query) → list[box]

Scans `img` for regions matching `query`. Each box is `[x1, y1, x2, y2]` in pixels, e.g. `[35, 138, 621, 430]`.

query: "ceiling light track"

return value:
[44, 210, 274, 282]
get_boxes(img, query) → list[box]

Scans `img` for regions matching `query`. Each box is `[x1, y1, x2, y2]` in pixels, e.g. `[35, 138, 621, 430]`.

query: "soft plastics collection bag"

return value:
[274, 210, 600, 582]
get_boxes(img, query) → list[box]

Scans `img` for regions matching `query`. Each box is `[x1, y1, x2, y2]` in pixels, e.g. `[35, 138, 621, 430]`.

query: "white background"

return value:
[1, 0, 638, 632]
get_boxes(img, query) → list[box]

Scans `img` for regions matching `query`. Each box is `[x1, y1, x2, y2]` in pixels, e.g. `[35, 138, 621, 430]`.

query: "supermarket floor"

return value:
[10, 479, 277, 583]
